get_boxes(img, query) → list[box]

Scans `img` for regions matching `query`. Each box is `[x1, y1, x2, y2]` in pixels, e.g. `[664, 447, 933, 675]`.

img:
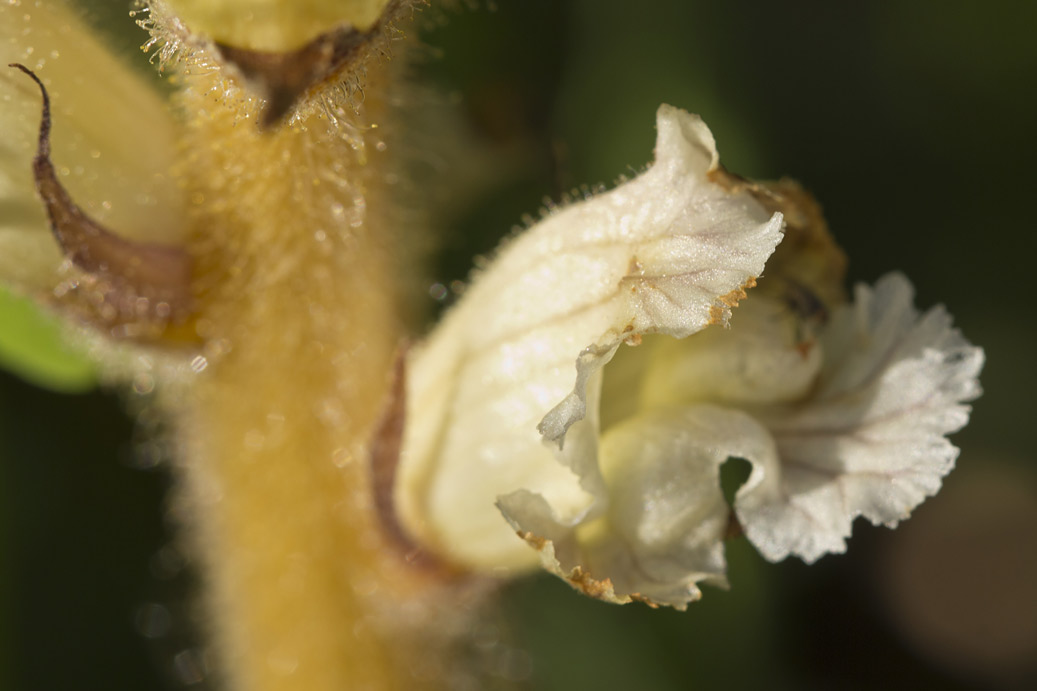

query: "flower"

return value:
[393, 105, 984, 608]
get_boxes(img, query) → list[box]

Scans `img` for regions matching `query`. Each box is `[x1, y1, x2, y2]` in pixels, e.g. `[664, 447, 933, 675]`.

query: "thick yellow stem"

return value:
[168, 67, 435, 691]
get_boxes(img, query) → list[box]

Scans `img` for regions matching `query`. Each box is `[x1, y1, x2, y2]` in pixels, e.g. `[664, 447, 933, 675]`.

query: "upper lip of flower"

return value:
[387, 103, 783, 575]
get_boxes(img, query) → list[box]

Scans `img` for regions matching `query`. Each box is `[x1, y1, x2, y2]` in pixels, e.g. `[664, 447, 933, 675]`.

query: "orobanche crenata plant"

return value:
[1, 1, 983, 689]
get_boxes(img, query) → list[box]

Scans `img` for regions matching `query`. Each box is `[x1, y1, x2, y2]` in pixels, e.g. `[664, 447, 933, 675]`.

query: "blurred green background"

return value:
[3, 0, 1036, 689]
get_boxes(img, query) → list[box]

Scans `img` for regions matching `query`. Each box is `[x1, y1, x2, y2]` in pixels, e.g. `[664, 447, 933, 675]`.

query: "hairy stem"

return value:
[165, 64, 445, 690]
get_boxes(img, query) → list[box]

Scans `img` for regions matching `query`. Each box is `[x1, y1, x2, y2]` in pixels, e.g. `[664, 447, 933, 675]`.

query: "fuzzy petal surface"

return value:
[397, 105, 783, 570]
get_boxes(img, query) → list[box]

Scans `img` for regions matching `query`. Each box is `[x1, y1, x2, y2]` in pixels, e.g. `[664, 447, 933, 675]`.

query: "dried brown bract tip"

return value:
[9, 63, 195, 337]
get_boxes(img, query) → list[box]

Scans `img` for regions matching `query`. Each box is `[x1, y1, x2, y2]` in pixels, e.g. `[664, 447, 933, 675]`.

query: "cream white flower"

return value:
[394, 106, 983, 608]
[395, 104, 783, 572]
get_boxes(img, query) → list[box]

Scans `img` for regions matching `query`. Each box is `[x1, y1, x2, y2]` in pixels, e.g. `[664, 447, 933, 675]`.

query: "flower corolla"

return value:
[393, 105, 983, 608]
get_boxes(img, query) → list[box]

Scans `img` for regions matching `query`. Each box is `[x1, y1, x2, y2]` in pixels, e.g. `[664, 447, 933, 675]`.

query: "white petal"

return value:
[501, 405, 778, 608]
[397, 105, 783, 569]
[0, 1, 185, 294]
[736, 273, 984, 562]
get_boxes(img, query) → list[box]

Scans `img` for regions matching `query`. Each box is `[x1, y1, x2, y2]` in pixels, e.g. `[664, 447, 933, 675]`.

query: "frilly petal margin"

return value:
[737, 273, 985, 562]
[396, 105, 784, 570]
[502, 405, 779, 609]
[500, 273, 982, 607]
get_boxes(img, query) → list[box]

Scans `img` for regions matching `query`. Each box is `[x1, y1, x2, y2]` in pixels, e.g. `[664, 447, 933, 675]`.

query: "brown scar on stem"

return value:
[9, 63, 195, 329]
[217, 0, 404, 129]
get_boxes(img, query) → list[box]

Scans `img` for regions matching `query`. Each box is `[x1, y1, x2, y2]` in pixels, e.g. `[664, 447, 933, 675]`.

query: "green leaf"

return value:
[0, 286, 95, 393]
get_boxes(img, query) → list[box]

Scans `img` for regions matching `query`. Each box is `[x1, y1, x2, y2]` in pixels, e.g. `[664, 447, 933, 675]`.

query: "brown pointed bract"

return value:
[10, 63, 194, 330]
